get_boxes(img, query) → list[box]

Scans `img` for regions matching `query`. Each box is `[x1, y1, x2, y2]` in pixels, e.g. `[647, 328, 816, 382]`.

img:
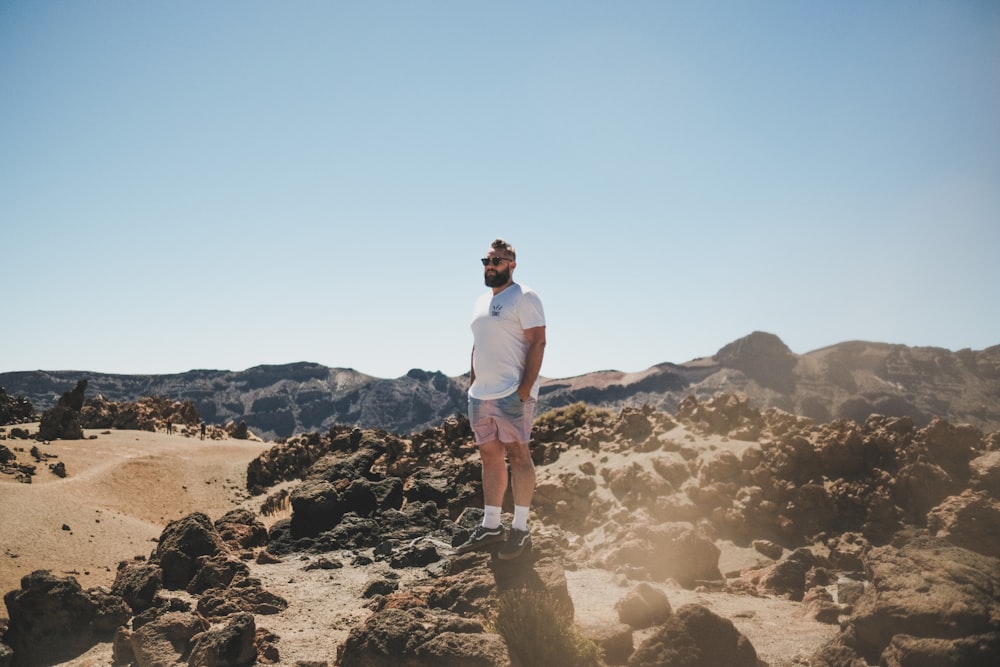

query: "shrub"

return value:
[535, 402, 614, 432]
[492, 588, 602, 667]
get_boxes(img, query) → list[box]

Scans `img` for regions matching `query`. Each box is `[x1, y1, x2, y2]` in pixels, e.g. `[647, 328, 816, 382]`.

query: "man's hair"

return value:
[491, 238, 516, 260]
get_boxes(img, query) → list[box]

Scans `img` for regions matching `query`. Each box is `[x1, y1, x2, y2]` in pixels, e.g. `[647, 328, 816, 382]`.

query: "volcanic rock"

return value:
[156, 512, 228, 589]
[214, 508, 268, 552]
[615, 582, 672, 629]
[2, 570, 129, 666]
[338, 607, 511, 667]
[627, 603, 758, 667]
[187, 612, 257, 667]
[127, 611, 207, 667]
[111, 560, 163, 613]
[606, 522, 722, 587]
[0, 388, 35, 426]
[816, 535, 1000, 665]
[37, 379, 87, 441]
[925, 490, 1000, 559]
[970, 449, 1000, 498]
[755, 547, 822, 601]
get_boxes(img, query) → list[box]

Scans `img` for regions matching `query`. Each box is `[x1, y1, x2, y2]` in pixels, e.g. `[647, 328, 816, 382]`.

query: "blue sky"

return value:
[2, 1, 998, 380]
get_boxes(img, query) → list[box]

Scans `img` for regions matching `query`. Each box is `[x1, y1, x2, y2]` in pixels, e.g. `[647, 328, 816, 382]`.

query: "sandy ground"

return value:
[1, 425, 837, 666]
[0, 425, 270, 595]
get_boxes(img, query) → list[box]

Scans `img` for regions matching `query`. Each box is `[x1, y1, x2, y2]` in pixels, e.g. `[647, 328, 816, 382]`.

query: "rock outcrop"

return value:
[37, 379, 87, 440]
[812, 536, 1000, 666]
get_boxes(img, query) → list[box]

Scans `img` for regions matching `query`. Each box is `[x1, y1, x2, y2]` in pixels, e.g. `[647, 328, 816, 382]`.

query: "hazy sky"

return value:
[2, 1, 998, 380]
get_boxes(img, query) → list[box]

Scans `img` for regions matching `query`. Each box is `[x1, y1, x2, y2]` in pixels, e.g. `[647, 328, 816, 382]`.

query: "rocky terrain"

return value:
[3, 331, 999, 440]
[2, 388, 999, 666]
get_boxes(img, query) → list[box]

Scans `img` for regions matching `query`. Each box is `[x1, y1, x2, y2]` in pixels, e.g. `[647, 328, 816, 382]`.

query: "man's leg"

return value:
[499, 440, 535, 560]
[454, 437, 508, 553]
[504, 440, 535, 509]
[480, 439, 509, 507]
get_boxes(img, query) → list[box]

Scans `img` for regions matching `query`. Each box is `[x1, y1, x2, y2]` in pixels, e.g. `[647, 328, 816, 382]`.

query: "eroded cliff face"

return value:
[3, 332, 999, 439]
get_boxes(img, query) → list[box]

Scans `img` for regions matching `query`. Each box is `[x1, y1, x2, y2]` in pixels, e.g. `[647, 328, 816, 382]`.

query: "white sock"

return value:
[512, 505, 530, 532]
[482, 505, 502, 530]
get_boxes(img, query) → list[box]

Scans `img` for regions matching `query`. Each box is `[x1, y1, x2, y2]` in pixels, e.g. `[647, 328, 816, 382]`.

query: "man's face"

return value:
[483, 250, 514, 287]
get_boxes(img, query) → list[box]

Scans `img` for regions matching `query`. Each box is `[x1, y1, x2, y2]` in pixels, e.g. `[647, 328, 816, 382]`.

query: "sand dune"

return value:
[0, 425, 270, 596]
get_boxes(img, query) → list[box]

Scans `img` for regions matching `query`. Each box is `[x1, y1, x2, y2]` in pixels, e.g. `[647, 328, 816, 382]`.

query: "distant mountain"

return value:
[3, 332, 998, 439]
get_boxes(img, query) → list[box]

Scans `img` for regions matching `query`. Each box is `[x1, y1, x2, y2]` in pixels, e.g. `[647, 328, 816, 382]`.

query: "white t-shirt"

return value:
[469, 283, 546, 400]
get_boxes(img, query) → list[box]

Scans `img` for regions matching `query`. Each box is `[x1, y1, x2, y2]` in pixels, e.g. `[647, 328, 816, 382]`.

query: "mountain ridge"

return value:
[3, 331, 999, 439]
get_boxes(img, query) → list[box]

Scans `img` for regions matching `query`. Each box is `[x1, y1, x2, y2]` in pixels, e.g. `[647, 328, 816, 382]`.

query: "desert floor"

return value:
[1, 425, 837, 666]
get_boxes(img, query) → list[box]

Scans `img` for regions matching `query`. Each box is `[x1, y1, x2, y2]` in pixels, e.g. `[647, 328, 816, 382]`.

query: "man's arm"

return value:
[517, 326, 546, 401]
[469, 346, 476, 386]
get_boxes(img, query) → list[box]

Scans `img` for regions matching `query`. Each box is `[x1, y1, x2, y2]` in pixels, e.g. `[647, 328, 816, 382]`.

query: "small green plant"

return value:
[492, 588, 602, 667]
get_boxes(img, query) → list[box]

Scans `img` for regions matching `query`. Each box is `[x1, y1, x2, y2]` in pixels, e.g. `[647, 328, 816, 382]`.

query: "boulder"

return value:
[895, 461, 958, 521]
[580, 622, 633, 666]
[615, 582, 672, 629]
[880, 632, 1000, 667]
[606, 522, 721, 587]
[970, 450, 1000, 499]
[338, 607, 510, 667]
[288, 479, 350, 536]
[2, 570, 129, 666]
[128, 611, 206, 667]
[214, 508, 268, 551]
[111, 560, 162, 613]
[627, 603, 758, 667]
[155, 512, 228, 589]
[534, 469, 598, 529]
[424, 557, 499, 618]
[604, 462, 672, 510]
[188, 612, 257, 667]
[187, 555, 250, 594]
[919, 418, 982, 481]
[926, 490, 1000, 559]
[756, 547, 820, 601]
[195, 577, 288, 620]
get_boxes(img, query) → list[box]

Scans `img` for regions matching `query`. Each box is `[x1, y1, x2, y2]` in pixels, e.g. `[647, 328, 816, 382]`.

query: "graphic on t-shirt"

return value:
[491, 304, 503, 317]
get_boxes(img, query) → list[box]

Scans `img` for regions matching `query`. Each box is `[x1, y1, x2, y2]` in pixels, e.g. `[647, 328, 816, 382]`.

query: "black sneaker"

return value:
[455, 525, 506, 554]
[498, 528, 531, 560]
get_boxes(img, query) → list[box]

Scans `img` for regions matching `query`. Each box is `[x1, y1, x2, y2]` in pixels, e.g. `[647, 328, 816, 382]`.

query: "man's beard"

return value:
[484, 267, 511, 287]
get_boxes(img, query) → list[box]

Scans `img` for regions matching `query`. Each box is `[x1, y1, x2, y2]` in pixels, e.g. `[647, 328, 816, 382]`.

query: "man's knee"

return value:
[479, 440, 506, 464]
[504, 442, 532, 466]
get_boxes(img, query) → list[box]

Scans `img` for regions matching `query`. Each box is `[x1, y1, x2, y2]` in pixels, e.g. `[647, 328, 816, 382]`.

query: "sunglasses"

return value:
[481, 257, 513, 266]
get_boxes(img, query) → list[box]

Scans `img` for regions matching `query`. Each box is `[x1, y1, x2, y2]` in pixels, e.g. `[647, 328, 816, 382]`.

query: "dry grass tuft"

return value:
[492, 588, 602, 667]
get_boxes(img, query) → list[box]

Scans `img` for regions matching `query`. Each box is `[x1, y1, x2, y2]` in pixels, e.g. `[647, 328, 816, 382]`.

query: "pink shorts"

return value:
[468, 393, 536, 445]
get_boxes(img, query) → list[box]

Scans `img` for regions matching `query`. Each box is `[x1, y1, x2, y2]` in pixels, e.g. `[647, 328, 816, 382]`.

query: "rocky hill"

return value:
[3, 332, 998, 439]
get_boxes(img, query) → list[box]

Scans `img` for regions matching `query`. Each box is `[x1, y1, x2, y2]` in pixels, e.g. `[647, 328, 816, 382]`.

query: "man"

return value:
[456, 238, 546, 560]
